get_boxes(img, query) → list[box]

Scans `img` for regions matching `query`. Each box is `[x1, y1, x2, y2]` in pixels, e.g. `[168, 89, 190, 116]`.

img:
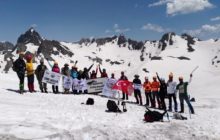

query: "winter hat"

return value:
[153, 76, 157, 79]
[26, 54, 32, 61]
[134, 74, 139, 78]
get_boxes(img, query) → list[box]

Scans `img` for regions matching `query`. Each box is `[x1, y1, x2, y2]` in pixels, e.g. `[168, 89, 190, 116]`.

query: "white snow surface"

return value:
[0, 36, 220, 139]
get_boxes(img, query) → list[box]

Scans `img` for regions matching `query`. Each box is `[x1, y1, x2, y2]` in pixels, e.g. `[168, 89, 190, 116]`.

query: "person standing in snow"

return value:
[51, 61, 60, 93]
[70, 66, 78, 79]
[61, 63, 70, 76]
[120, 71, 128, 100]
[63, 72, 72, 94]
[81, 64, 94, 79]
[25, 54, 35, 93]
[35, 58, 47, 93]
[133, 75, 143, 105]
[143, 77, 152, 106]
[98, 64, 108, 78]
[176, 75, 195, 114]
[90, 65, 98, 79]
[12, 52, 26, 94]
[156, 73, 167, 110]
[151, 76, 160, 108]
[70, 66, 79, 94]
[167, 73, 178, 112]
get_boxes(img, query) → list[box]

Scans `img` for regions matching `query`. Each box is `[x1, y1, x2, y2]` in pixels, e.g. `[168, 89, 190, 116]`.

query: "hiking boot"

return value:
[178, 111, 184, 113]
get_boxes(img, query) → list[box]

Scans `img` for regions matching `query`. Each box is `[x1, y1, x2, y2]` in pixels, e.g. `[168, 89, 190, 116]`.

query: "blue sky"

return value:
[0, 0, 220, 43]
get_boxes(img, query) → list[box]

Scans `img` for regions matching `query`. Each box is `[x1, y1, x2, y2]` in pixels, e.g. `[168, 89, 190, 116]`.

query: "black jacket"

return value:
[35, 64, 47, 80]
[13, 58, 26, 74]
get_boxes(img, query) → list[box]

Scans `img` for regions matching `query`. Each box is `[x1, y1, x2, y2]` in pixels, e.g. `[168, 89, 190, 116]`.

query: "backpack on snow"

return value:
[86, 98, 94, 105]
[107, 100, 121, 112]
[144, 108, 168, 122]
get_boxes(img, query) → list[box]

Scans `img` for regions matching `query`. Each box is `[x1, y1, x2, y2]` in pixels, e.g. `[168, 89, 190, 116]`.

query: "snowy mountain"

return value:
[0, 29, 220, 139]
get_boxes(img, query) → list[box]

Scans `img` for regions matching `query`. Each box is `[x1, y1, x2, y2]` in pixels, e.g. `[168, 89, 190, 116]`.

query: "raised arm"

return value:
[188, 74, 193, 84]
[156, 72, 162, 84]
[99, 65, 102, 74]
[87, 64, 94, 72]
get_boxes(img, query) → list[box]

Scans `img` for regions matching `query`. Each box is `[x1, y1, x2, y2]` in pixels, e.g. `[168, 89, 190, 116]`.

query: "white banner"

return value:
[87, 78, 107, 93]
[133, 83, 142, 90]
[42, 70, 62, 86]
[72, 78, 88, 92]
[63, 76, 73, 89]
[102, 78, 118, 97]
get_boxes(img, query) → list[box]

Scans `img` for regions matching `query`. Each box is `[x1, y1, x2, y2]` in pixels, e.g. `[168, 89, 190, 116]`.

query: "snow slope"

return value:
[0, 34, 220, 139]
[0, 72, 220, 140]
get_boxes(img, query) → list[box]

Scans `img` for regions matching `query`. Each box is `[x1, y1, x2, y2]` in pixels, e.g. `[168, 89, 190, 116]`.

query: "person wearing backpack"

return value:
[167, 73, 178, 112]
[176, 75, 195, 114]
[25, 54, 35, 93]
[35, 58, 47, 93]
[143, 77, 152, 107]
[13, 52, 26, 94]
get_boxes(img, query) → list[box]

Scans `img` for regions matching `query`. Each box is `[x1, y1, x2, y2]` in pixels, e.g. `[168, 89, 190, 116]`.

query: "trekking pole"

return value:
[191, 66, 199, 75]
[188, 95, 192, 119]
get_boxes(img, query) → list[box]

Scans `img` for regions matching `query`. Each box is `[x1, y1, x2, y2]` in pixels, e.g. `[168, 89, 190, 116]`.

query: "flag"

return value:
[112, 80, 134, 95]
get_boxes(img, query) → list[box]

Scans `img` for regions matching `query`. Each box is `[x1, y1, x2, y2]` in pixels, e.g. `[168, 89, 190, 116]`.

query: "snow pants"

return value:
[27, 74, 35, 92]
[145, 91, 152, 106]
[152, 91, 160, 108]
[168, 93, 178, 112]
[179, 94, 194, 114]
[134, 89, 142, 105]
[17, 72, 25, 91]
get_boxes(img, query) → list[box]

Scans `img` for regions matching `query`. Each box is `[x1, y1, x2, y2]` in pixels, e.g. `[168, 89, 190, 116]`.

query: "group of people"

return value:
[132, 72, 195, 114]
[13, 52, 195, 114]
[12, 52, 108, 94]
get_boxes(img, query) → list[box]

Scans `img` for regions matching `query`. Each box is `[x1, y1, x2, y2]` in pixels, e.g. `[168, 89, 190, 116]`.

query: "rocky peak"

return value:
[17, 27, 43, 46]
[159, 32, 176, 51]
[181, 33, 195, 52]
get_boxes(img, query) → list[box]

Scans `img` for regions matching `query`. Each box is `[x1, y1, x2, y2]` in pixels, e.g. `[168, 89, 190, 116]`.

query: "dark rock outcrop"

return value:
[17, 27, 42, 46]
[181, 34, 195, 52]
[159, 32, 175, 51]
[38, 40, 74, 60]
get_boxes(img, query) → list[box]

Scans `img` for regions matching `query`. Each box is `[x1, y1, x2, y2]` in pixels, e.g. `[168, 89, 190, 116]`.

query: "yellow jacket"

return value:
[26, 61, 34, 76]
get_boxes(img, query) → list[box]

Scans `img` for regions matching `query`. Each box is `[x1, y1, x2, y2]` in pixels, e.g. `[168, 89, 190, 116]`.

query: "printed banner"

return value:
[102, 78, 118, 97]
[63, 76, 73, 89]
[42, 70, 62, 86]
[87, 78, 107, 93]
[133, 83, 142, 90]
